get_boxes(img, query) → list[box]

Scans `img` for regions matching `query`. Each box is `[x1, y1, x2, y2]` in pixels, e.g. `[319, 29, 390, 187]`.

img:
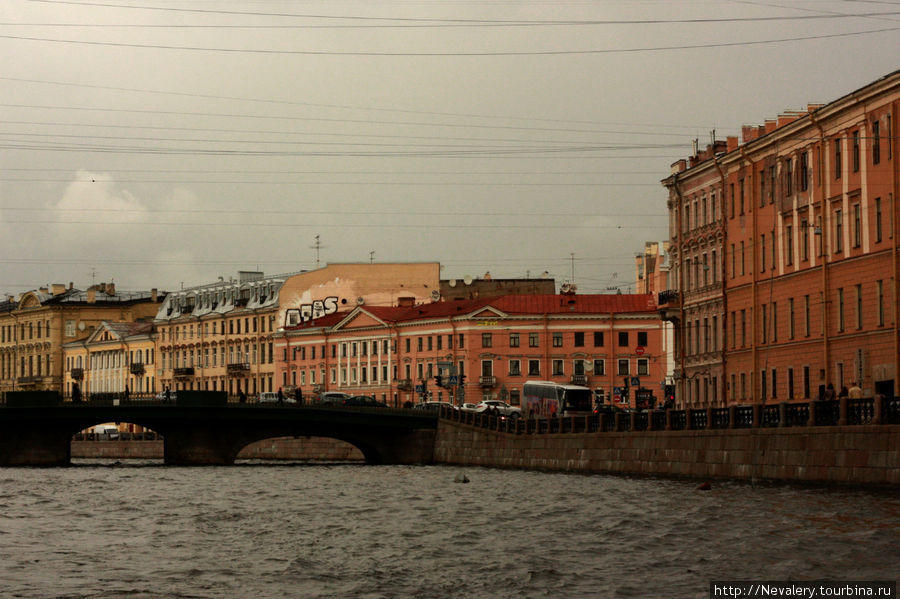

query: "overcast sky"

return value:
[1, 0, 898, 297]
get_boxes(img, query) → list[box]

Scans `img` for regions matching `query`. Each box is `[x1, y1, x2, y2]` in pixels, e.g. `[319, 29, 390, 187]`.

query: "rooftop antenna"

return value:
[310, 235, 324, 269]
[369, 251, 375, 264]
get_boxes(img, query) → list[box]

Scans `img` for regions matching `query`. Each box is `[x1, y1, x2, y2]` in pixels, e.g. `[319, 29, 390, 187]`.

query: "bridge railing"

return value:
[437, 395, 900, 435]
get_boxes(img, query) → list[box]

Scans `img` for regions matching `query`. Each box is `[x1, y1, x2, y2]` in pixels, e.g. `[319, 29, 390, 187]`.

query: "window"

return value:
[852, 130, 860, 172]
[801, 219, 809, 261]
[552, 333, 563, 347]
[552, 360, 564, 376]
[771, 369, 778, 399]
[799, 152, 809, 191]
[838, 288, 845, 332]
[593, 359, 605, 375]
[789, 298, 795, 339]
[508, 359, 521, 376]
[834, 138, 842, 179]
[761, 304, 768, 343]
[784, 160, 793, 196]
[593, 332, 604, 347]
[481, 360, 493, 377]
[769, 166, 776, 203]
[730, 183, 735, 218]
[877, 280, 885, 326]
[573, 360, 586, 376]
[528, 359, 540, 376]
[731, 244, 736, 278]
[759, 169, 766, 207]
[786, 225, 793, 265]
[873, 120, 881, 164]
[529, 333, 539, 348]
[804, 295, 810, 337]
[760, 234, 766, 271]
[617, 359, 629, 375]
[835, 209, 843, 253]
[761, 370, 767, 400]
[459, 334, 464, 348]
[417, 337, 423, 351]
[637, 359, 649, 376]
[740, 241, 745, 275]
[853, 204, 861, 248]
[741, 309, 746, 347]
[876, 198, 883, 243]
[574, 332, 585, 347]
[481, 333, 492, 348]
[856, 284, 863, 330]
[618, 332, 628, 347]
[509, 333, 520, 348]
[739, 179, 745, 214]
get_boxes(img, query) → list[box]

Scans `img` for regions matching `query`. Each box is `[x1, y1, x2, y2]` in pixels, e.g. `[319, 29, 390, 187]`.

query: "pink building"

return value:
[275, 293, 667, 409]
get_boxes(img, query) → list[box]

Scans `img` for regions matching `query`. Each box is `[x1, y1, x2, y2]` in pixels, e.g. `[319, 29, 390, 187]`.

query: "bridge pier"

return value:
[0, 425, 71, 467]
[163, 427, 243, 465]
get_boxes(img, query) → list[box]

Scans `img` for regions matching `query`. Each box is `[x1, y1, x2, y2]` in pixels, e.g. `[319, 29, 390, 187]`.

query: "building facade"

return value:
[62, 321, 157, 398]
[154, 263, 440, 398]
[661, 69, 899, 406]
[276, 293, 667, 409]
[0, 283, 164, 395]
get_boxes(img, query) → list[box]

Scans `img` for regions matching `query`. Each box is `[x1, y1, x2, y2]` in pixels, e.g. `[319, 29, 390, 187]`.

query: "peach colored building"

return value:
[275, 293, 668, 409]
[62, 321, 157, 398]
[0, 283, 164, 395]
[154, 263, 439, 398]
[662, 69, 899, 406]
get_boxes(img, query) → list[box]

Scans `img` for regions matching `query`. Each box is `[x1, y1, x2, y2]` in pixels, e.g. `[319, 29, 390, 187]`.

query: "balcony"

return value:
[657, 289, 681, 323]
[71, 367, 84, 380]
[173, 367, 195, 378]
[226, 362, 250, 375]
[479, 376, 497, 387]
[570, 374, 589, 386]
[130, 363, 145, 375]
[17, 376, 42, 385]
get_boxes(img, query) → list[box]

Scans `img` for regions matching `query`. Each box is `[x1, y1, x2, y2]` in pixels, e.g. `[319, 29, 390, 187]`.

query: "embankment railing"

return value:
[439, 396, 900, 435]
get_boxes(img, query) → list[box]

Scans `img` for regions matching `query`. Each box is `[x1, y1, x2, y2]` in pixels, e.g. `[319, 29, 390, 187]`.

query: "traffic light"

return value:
[458, 374, 466, 385]
[434, 375, 443, 388]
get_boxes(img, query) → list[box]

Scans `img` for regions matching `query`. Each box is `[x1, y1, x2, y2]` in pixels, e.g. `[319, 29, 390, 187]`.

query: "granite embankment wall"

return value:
[432, 420, 900, 487]
[71, 438, 364, 461]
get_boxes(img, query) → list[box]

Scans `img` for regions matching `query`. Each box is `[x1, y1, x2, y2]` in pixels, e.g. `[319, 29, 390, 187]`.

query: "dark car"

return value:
[343, 395, 388, 408]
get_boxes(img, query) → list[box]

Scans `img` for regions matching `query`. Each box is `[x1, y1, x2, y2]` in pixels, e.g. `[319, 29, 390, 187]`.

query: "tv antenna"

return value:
[310, 235, 324, 269]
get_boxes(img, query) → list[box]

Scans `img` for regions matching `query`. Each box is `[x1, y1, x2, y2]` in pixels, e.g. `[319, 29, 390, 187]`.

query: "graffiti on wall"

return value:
[283, 296, 339, 326]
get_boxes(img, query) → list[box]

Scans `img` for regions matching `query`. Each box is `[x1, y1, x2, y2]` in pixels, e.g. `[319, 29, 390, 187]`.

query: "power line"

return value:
[0, 27, 896, 55]
[20, 0, 900, 25]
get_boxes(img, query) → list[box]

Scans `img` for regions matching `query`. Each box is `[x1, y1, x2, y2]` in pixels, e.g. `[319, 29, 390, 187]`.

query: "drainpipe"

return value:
[811, 112, 831, 394]
[713, 156, 729, 406]
[671, 172, 686, 407]
[738, 145, 758, 404]
[892, 101, 899, 396]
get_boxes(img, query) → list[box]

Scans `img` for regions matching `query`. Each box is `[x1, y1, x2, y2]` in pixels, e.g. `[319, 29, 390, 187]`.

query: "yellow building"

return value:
[154, 263, 440, 398]
[62, 321, 157, 399]
[0, 283, 164, 396]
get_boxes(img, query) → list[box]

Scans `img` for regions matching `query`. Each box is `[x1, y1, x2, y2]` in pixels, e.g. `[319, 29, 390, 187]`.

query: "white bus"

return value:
[522, 381, 593, 418]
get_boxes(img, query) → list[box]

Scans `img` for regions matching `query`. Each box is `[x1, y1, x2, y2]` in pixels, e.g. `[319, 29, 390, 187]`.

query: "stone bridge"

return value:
[0, 392, 437, 466]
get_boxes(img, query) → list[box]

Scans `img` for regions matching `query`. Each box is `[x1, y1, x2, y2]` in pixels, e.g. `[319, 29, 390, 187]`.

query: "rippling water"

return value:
[0, 461, 897, 598]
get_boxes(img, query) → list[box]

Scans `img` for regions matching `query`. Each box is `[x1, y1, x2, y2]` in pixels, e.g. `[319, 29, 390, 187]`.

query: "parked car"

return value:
[317, 392, 351, 406]
[460, 403, 479, 412]
[474, 400, 522, 419]
[258, 392, 296, 404]
[343, 395, 388, 408]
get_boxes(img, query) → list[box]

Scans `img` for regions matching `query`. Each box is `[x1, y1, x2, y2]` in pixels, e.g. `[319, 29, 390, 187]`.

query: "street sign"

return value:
[448, 375, 458, 385]
[635, 346, 645, 356]
[415, 385, 424, 394]
[630, 377, 640, 387]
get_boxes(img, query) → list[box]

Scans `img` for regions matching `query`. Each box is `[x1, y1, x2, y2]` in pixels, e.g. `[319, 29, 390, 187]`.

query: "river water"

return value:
[1, 461, 897, 599]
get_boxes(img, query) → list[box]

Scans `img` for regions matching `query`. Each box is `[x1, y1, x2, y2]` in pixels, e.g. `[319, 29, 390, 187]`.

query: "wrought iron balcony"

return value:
[130, 363, 145, 375]
[657, 289, 680, 308]
[226, 362, 250, 374]
[173, 367, 195, 378]
[71, 367, 84, 380]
